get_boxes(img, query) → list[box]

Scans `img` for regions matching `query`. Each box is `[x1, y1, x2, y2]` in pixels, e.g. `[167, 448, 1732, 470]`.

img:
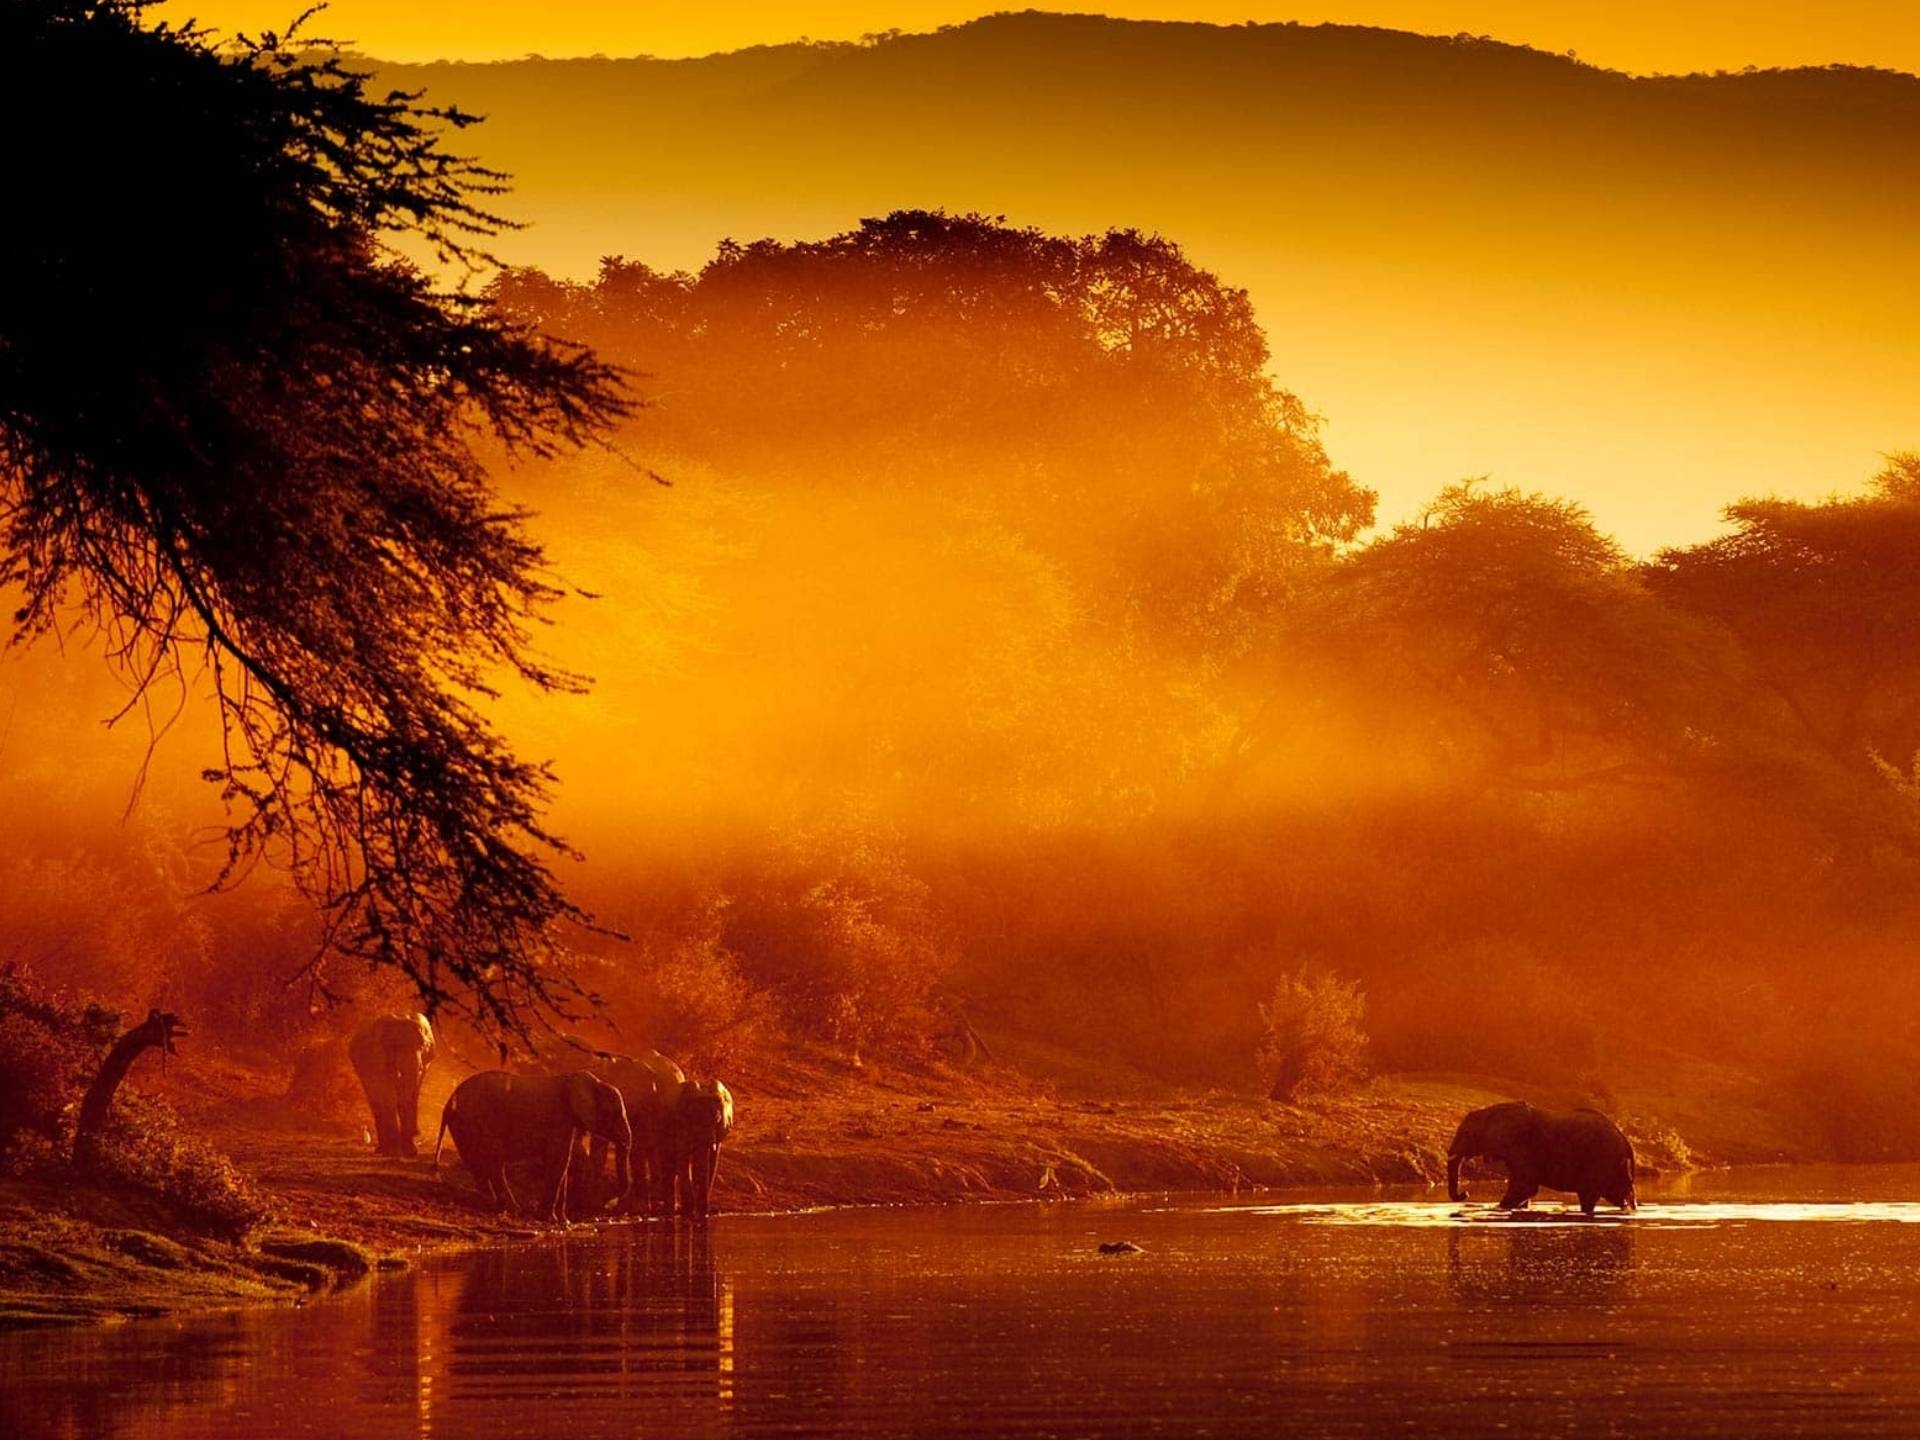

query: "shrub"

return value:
[0, 966, 267, 1238]
[615, 928, 770, 1074]
[89, 1093, 270, 1241]
[720, 818, 952, 1060]
[1258, 965, 1370, 1101]
[0, 967, 118, 1168]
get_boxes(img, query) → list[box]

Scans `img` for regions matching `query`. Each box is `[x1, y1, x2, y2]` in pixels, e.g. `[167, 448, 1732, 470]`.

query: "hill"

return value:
[378, 11, 1920, 551]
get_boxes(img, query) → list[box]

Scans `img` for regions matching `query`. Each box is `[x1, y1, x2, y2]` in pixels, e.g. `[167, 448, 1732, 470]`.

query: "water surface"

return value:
[8, 1166, 1920, 1438]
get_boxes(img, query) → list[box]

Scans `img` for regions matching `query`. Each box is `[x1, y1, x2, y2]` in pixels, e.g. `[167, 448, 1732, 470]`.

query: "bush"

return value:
[0, 967, 118, 1168]
[0, 966, 267, 1239]
[719, 818, 952, 1061]
[88, 1093, 270, 1241]
[1258, 965, 1369, 1101]
[613, 927, 771, 1074]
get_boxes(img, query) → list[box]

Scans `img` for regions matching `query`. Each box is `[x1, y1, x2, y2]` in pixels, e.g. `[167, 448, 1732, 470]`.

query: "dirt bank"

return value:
[0, 1041, 1813, 1331]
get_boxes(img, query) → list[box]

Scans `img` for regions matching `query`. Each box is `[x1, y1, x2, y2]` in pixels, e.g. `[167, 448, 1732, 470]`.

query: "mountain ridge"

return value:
[375, 9, 1920, 87]
[374, 9, 1920, 550]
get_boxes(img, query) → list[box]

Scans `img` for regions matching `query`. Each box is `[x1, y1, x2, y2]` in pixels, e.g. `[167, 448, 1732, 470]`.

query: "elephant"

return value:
[347, 1013, 436, 1157]
[1446, 1101, 1636, 1215]
[536, 1044, 686, 1216]
[585, 1049, 687, 1217]
[433, 1069, 633, 1221]
[666, 1078, 735, 1220]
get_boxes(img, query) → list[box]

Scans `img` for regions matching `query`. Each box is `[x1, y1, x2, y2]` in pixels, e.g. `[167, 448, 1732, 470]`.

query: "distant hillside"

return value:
[381, 11, 1920, 549]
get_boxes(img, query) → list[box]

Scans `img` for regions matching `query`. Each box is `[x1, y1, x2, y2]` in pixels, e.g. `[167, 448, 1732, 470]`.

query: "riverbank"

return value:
[0, 1041, 1815, 1330]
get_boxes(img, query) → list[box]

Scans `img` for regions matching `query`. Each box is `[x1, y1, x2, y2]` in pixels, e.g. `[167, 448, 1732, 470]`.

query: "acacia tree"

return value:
[1650, 455, 1920, 770]
[1245, 483, 1745, 793]
[0, 2, 629, 1035]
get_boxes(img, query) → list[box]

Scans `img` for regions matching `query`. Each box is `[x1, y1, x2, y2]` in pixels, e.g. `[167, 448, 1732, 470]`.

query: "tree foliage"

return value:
[492, 210, 1373, 650]
[1650, 454, 1920, 770]
[1242, 483, 1747, 793]
[1258, 964, 1368, 1101]
[0, 2, 628, 1034]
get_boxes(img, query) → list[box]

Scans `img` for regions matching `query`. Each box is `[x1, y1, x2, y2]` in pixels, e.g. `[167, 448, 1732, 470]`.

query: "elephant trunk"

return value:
[612, 1141, 632, 1204]
[1447, 1152, 1467, 1202]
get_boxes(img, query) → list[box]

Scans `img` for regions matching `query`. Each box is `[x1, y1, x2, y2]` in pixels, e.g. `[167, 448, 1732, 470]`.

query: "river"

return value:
[8, 1167, 1920, 1438]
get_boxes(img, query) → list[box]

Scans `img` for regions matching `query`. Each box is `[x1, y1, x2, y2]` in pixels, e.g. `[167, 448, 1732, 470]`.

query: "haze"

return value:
[20, 12, 1920, 1435]
[339, 13, 1920, 553]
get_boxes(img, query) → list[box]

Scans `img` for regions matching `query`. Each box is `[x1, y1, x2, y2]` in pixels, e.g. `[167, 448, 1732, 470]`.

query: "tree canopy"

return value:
[491, 211, 1374, 651]
[1650, 455, 1920, 771]
[0, 1, 627, 1034]
[1284, 483, 1747, 793]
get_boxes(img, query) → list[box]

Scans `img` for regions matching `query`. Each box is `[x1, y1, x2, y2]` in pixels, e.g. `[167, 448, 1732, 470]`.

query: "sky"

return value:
[191, 2, 1920, 74]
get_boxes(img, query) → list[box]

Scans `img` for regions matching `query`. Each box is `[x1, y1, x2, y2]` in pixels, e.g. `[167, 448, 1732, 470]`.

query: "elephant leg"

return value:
[641, 1145, 664, 1217]
[635, 1145, 652, 1216]
[580, 1135, 607, 1214]
[562, 1135, 596, 1219]
[366, 1085, 399, 1154]
[544, 1131, 577, 1223]
[657, 1150, 676, 1217]
[657, 1149, 677, 1218]
[691, 1150, 714, 1218]
[496, 1166, 522, 1213]
[395, 1060, 424, 1156]
[1579, 1191, 1599, 1216]
[1498, 1170, 1538, 1210]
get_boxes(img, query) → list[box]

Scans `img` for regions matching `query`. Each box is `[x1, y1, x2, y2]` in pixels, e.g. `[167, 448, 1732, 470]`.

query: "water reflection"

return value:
[434, 1226, 733, 1433]
[0, 1225, 736, 1440]
[11, 1174, 1920, 1439]
[0, 1318, 248, 1440]
[1221, 1198, 1920, 1226]
[1446, 1220, 1635, 1304]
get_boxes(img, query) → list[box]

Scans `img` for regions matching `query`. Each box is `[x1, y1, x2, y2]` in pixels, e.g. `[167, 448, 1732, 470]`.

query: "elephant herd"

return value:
[350, 1016, 1638, 1224]
[347, 1014, 735, 1224]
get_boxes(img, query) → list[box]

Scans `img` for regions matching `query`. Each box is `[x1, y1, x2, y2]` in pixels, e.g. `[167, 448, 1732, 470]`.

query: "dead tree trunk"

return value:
[73, 1008, 186, 1168]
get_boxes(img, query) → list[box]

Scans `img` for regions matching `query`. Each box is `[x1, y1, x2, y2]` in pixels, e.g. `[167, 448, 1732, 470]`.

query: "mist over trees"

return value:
[491, 211, 1373, 652]
[376, 13, 1920, 554]
[6, 163, 1920, 1158]
[469, 212, 1920, 1154]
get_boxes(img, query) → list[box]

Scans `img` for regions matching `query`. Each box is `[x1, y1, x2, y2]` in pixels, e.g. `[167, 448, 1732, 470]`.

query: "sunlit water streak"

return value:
[11, 1167, 1920, 1439]
[1215, 1200, 1920, 1227]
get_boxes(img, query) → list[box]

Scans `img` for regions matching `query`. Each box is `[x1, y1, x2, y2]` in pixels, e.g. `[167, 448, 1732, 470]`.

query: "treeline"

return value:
[8, 211, 1920, 1157]
[484, 212, 1920, 1154]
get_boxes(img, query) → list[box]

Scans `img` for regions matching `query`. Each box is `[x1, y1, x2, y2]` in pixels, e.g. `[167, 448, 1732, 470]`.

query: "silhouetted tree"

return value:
[1650, 455, 1920, 769]
[1257, 483, 1744, 792]
[491, 211, 1373, 650]
[0, 2, 628, 1035]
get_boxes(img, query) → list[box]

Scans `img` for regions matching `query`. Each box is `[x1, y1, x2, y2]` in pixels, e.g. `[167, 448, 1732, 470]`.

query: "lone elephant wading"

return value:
[1446, 1101, 1637, 1215]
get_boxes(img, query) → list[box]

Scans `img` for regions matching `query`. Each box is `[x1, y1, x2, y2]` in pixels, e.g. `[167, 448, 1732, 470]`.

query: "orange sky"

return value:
[192, 3, 1920, 74]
